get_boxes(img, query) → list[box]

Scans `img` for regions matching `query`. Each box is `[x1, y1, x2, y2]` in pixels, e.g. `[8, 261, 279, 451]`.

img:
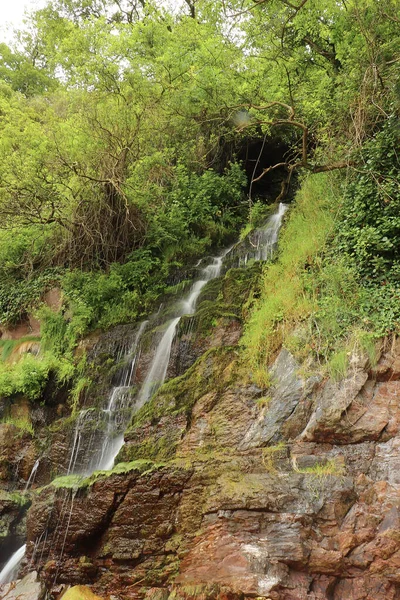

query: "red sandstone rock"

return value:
[22, 344, 400, 600]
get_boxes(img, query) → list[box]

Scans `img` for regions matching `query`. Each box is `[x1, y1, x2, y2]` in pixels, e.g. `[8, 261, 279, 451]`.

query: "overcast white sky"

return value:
[0, 0, 47, 43]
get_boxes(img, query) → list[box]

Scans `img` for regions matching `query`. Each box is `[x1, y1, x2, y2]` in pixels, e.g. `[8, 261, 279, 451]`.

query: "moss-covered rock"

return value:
[121, 347, 236, 462]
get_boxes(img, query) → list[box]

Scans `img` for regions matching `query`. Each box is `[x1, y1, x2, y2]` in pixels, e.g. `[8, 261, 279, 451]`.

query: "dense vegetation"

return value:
[0, 0, 399, 398]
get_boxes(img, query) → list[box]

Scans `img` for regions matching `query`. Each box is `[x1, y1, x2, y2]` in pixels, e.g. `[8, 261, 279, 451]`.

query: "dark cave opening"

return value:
[236, 136, 297, 202]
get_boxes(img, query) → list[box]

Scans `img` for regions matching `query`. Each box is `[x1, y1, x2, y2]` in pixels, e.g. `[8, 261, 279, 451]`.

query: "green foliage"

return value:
[1, 415, 34, 436]
[0, 0, 397, 399]
[0, 354, 51, 400]
[0, 336, 41, 362]
[293, 457, 346, 500]
[69, 376, 91, 415]
[327, 350, 349, 382]
[146, 163, 246, 248]
[0, 270, 61, 326]
[336, 118, 400, 281]
[242, 172, 335, 379]
[244, 120, 400, 381]
[261, 442, 286, 472]
[293, 458, 345, 477]
[240, 202, 277, 241]
[0, 43, 56, 96]
[0, 349, 74, 401]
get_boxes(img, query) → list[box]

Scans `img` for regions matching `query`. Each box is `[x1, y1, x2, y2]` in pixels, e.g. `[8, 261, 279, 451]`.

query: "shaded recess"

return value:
[236, 136, 298, 201]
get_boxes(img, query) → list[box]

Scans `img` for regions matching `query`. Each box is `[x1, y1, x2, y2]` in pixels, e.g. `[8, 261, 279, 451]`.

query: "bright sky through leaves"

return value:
[0, 0, 47, 42]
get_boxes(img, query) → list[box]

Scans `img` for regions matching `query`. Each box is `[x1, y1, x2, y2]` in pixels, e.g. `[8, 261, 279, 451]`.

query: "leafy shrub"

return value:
[0, 270, 61, 325]
[335, 117, 400, 281]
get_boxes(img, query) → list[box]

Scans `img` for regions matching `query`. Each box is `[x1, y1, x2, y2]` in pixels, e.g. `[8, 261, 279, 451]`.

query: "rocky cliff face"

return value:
[22, 331, 400, 600]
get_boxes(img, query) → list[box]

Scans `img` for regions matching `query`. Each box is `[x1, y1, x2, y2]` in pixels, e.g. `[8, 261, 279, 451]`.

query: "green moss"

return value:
[50, 474, 88, 490]
[48, 459, 166, 491]
[261, 442, 286, 472]
[123, 432, 183, 463]
[216, 471, 267, 498]
[122, 346, 241, 462]
[221, 265, 261, 307]
[0, 415, 34, 436]
[142, 555, 181, 586]
[175, 264, 261, 340]
[107, 459, 161, 476]
[197, 278, 223, 304]
[130, 346, 235, 430]
[0, 489, 30, 508]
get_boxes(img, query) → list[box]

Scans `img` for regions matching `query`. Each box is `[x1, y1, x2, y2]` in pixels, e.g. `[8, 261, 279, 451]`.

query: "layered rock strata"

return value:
[24, 338, 400, 599]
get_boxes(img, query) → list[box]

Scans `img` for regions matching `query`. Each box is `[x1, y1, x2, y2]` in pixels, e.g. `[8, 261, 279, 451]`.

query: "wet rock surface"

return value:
[21, 337, 400, 599]
[0, 571, 44, 600]
[0, 489, 29, 565]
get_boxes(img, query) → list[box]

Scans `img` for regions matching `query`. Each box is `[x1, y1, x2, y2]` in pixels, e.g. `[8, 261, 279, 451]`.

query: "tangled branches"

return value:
[233, 102, 354, 201]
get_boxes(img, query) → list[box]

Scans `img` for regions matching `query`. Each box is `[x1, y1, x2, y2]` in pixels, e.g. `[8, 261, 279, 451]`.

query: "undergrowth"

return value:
[241, 172, 336, 382]
[0, 352, 74, 401]
[0, 336, 41, 362]
[243, 128, 400, 384]
[1, 415, 34, 436]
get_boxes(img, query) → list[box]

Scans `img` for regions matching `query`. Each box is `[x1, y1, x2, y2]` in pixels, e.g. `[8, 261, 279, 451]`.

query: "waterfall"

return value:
[66, 408, 95, 475]
[23, 459, 40, 493]
[137, 251, 228, 409]
[137, 317, 182, 408]
[253, 202, 288, 261]
[0, 203, 288, 583]
[67, 320, 148, 476]
[0, 545, 26, 585]
[234, 203, 289, 267]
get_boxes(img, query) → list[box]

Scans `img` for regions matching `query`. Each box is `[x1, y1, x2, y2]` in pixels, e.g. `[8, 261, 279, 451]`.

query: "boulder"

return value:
[0, 571, 43, 600]
[61, 586, 105, 600]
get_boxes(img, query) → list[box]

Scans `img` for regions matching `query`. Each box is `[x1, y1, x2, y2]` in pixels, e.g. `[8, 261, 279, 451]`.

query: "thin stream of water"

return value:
[23, 459, 40, 493]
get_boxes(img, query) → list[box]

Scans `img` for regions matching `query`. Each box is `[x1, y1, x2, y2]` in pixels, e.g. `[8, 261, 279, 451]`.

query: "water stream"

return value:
[0, 203, 288, 584]
[234, 202, 288, 266]
[137, 251, 229, 409]
[23, 459, 40, 494]
[67, 320, 148, 476]
[0, 545, 26, 585]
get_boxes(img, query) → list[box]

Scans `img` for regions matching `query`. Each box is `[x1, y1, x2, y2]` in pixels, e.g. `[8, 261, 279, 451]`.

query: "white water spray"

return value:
[137, 251, 228, 409]
[23, 459, 40, 493]
[66, 321, 148, 476]
[0, 544, 26, 585]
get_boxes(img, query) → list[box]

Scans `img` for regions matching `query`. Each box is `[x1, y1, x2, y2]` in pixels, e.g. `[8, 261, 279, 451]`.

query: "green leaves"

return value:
[336, 118, 400, 280]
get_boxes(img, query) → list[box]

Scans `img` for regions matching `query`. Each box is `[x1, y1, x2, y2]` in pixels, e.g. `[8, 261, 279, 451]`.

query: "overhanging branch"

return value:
[232, 102, 355, 197]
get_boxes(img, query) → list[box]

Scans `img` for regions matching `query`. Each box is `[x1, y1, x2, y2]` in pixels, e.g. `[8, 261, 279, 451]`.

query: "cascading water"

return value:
[234, 202, 288, 267]
[23, 459, 40, 493]
[137, 317, 182, 409]
[94, 319, 149, 471]
[253, 202, 288, 261]
[0, 545, 26, 585]
[136, 251, 230, 410]
[67, 320, 148, 476]
[0, 203, 288, 585]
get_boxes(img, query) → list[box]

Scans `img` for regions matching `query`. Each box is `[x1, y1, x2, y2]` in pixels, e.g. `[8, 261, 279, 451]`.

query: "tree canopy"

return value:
[0, 0, 398, 332]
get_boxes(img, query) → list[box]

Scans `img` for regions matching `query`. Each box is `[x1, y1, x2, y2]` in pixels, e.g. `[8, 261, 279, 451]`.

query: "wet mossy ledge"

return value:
[177, 262, 262, 338]
[45, 459, 169, 491]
